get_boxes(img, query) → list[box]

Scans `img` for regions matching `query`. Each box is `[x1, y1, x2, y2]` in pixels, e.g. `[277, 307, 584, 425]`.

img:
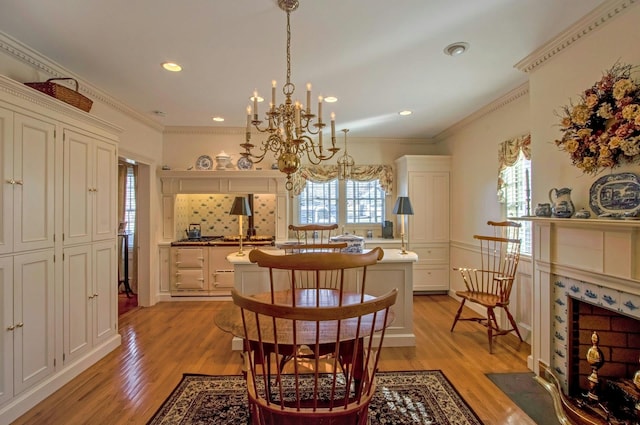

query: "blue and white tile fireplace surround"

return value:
[529, 218, 640, 396]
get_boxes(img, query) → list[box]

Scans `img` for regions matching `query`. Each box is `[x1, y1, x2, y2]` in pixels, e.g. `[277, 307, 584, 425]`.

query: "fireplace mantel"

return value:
[527, 216, 640, 371]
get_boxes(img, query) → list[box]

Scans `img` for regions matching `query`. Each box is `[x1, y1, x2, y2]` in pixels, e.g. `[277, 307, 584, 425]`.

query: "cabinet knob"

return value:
[89, 294, 94, 299]
[14, 180, 23, 185]
[16, 322, 23, 328]
[93, 293, 98, 298]
[7, 325, 15, 331]
[6, 179, 15, 185]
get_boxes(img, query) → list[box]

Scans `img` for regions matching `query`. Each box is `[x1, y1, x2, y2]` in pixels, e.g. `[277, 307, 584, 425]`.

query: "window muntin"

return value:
[298, 179, 338, 224]
[345, 180, 385, 224]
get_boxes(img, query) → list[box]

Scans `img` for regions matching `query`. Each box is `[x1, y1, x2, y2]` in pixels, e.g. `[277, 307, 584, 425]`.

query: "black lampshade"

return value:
[392, 196, 413, 215]
[229, 196, 252, 216]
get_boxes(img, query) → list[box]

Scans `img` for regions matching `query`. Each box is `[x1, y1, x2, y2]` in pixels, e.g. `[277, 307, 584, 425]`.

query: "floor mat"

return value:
[486, 372, 560, 425]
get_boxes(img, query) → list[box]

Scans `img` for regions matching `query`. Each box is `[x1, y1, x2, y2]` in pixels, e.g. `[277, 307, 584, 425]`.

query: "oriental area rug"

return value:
[147, 370, 483, 425]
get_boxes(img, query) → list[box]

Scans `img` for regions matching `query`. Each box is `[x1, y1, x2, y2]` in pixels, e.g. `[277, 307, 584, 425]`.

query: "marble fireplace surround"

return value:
[529, 218, 640, 419]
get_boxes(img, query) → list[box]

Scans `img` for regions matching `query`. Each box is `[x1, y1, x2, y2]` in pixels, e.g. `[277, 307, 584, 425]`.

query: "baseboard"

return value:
[0, 334, 121, 425]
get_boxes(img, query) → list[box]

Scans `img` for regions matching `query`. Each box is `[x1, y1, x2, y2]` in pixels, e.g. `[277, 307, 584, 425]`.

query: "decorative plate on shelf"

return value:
[589, 172, 640, 217]
[237, 156, 253, 170]
[195, 155, 213, 170]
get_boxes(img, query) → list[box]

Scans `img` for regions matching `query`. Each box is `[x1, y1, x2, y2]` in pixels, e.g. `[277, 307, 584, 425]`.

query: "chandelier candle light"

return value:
[393, 196, 414, 255]
[240, 0, 340, 192]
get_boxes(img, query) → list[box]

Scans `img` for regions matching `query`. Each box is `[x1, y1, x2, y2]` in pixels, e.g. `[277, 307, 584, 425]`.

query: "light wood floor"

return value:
[12, 295, 539, 425]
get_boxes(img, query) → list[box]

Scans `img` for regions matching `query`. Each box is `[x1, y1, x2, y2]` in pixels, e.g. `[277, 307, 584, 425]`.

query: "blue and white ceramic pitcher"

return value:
[549, 187, 575, 218]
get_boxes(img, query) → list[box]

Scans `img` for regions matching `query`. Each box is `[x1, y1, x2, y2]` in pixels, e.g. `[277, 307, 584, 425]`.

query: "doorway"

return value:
[118, 159, 138, 315]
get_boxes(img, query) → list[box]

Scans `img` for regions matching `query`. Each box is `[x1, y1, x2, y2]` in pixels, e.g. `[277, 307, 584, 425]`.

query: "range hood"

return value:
[158, 169, 286, 195]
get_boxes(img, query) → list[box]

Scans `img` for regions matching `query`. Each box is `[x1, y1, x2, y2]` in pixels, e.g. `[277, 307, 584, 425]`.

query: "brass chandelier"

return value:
[240, 0, 340, 192]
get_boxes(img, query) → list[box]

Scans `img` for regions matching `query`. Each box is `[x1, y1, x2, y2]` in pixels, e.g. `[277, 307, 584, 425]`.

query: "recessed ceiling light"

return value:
[212, 116, 225, 122]
[399, 110, 412, 116]
[443, 42, 469, 57]
[161, 62, 182, 72]
[324, 96, 338, 103]
[152, 110, 167, 117]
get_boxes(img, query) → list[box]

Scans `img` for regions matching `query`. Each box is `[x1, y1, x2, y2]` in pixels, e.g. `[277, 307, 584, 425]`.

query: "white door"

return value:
[63, 129, 93, 245]
[0, 107, 14, 255]
[0, 256, 13, 405]
[63, 245, 92, 363]
[93, 241, 116, 345]
[13, 113, 55, 252]
[13, 250, 55, 395]
[93, 141, 116, 241]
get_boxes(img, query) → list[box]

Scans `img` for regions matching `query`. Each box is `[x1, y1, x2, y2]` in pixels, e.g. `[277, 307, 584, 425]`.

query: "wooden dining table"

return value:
[215, 288, 395, 346]
[215, 287, 394, 396]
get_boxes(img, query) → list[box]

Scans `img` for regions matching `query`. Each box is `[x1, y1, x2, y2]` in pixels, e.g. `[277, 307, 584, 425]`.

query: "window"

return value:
[345, 180, 385, 224]
[297, 179, 386, 228]
[298, 179, 338, 224]
[124, 165, 136, 247]
[501, 152, 531, 254]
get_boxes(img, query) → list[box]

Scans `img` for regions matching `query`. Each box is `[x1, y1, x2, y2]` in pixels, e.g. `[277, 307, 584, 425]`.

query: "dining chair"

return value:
[231, 287, 397, 425]
[450, 224, 522, 353]
[247, 247, 385, 381]
[288, 224, 339, 244]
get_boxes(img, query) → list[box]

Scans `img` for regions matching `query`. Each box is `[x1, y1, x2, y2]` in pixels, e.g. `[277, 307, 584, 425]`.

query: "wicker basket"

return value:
[25, 78, 93, 112]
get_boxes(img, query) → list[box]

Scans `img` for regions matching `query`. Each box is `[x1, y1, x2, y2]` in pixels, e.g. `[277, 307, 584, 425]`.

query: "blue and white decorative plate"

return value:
[589, 172, 640, 217]
[237, 156, 253, 170]
[195, 155, 213, 170]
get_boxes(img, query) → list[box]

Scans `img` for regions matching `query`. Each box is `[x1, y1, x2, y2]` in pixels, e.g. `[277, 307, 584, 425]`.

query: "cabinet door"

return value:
[408, 172, 449, 244]
[0, 256, 13, 405]
[63, 130, 93, 245]
[0, 107, 14, 255]
[93, 242, 116, 345]
[13, 251, 55, 395]
[63, 245, 92, 364]
[93, 141, 116, 241]
[13, 113, 56, 252]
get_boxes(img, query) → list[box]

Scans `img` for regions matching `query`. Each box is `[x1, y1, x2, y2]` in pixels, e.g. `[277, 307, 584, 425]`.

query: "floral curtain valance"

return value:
[290, 164, 393, 196]
[497, 133, 531, 200]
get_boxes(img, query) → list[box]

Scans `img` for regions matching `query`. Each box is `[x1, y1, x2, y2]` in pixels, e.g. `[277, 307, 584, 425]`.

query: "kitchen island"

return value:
[226, 248, 417, 348]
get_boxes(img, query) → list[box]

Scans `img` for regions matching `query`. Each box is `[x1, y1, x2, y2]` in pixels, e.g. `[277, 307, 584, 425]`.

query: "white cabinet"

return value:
[0, 107, 56, 254]
[209, 246, 238, 295]
[395, 155, 451, 292]
[63, 242, 117, 364]
[0, 251, 55, 405]
[63, 128, 117, 245]
[0, 75, 121, 421]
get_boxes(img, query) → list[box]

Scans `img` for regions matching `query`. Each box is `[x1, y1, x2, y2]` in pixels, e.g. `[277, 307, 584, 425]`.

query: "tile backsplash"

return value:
[174, 194, 276, 239]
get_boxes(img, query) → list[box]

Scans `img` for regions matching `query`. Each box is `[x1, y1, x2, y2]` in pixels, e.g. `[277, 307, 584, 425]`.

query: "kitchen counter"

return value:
[227, 248, 417, 348]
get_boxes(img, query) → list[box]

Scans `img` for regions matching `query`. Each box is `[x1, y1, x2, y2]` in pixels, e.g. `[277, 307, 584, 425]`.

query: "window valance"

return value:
[497, 133, 530, 200]
[290, 164, 393, 196]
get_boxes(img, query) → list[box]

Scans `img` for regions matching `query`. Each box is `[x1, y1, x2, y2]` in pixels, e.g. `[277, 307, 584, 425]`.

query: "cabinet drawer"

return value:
[412, 265, 449, 292]
[173, 269, 206, 290]
[411, 246, 448, 264]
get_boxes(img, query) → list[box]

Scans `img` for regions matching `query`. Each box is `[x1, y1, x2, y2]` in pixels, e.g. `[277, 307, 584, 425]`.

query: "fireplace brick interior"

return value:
[568, 298, 640, 396]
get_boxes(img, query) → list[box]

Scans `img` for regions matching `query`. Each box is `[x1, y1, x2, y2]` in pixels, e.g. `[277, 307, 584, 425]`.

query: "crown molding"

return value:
[0, 31, 164, 132]
[163, 126, 246, 135]
[434, 82, 529, 141]
[515, 0, 638, 73]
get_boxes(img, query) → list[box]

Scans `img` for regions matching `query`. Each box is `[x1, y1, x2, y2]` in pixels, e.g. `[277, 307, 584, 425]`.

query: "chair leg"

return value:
[503, 306, 523, 342]
[487, 307, 497, 354]
[450, 298, 466, 332]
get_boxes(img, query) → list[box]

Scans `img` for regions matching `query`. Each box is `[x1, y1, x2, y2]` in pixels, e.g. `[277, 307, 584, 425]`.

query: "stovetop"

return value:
[171, 235, 274, 246]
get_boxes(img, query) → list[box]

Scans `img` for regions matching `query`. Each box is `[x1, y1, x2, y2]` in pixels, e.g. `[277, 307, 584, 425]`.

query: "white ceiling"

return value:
[0, 0, 606, 139]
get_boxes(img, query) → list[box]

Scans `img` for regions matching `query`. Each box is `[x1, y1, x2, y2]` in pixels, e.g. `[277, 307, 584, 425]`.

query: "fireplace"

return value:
[528, 218, 640, 423]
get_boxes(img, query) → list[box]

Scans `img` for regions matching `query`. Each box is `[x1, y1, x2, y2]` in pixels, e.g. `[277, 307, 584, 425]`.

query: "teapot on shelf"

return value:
[549, 187, 575, 218]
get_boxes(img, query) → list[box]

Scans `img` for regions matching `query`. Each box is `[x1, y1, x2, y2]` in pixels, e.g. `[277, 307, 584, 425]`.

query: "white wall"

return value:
[162, 127, 442, 171]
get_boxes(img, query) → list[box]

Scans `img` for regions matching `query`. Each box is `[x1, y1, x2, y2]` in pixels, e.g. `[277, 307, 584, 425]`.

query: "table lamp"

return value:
[393, 196, 413, 254]
[229, 196, 252, 256]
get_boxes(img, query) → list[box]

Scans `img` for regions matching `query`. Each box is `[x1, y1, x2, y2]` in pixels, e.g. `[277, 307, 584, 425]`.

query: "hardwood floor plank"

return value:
[10, 295, 540, 425]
